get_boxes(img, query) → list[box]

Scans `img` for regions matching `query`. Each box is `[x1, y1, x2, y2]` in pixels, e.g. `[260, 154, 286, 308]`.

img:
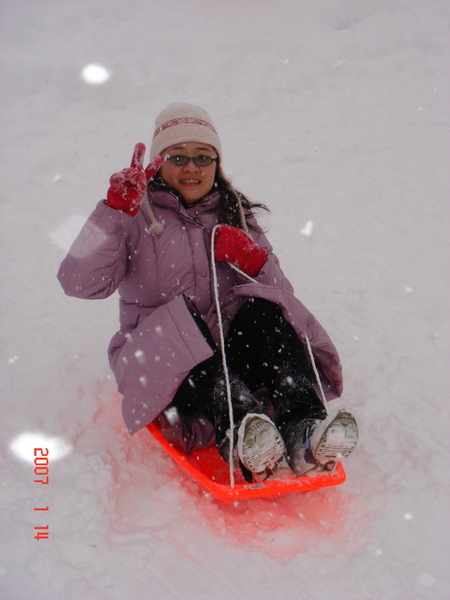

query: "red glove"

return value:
[104, 143, 163, 216]
[214, 225, 268, 277]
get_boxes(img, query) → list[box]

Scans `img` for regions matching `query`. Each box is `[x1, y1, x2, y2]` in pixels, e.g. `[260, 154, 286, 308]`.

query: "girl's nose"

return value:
[183, 159, 199, 172]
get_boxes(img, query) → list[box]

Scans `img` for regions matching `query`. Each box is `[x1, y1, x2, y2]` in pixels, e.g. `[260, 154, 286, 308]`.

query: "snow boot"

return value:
[237, 413, 287, 478]
[289, 409, 359, 476]
[155, 407, 216, 454]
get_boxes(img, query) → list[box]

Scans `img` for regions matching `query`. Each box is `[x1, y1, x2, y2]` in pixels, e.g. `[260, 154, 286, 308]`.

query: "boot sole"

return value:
[311, 409, 358, 463]
[238, 414, 286, 473]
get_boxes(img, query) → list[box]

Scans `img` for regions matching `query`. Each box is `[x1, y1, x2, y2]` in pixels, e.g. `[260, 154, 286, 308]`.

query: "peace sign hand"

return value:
[105, 143, 163, 216]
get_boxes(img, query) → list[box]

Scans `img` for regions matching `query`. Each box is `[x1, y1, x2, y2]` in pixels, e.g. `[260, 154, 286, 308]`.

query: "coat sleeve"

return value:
[57, 201, 135, 299]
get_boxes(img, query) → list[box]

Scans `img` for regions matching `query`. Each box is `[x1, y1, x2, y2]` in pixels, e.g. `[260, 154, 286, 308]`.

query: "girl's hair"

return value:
[214, 160, 269, 233]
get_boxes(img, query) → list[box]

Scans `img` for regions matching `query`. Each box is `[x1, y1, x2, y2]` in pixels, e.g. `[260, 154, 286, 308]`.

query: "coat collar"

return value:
[148, 186, 222, 214]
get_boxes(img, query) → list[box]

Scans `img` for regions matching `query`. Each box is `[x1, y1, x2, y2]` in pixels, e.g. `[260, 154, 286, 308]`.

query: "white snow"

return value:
[1, 0, 449, 599]
[80, 64, 112, 86]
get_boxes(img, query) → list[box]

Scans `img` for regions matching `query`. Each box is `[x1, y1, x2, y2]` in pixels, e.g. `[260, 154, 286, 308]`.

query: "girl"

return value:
[58, 103, 358, 482]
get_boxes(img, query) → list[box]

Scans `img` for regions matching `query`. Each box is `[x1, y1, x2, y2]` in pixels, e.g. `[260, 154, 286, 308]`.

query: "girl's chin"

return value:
[177, 184, 210, 202]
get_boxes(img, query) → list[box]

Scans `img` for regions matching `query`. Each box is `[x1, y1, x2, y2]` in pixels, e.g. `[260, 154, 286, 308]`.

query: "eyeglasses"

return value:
[164, 154, 217, 167]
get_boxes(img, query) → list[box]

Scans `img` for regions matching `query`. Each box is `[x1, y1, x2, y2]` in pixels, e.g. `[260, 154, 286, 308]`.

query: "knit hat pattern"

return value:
[150, 102, 222, 159]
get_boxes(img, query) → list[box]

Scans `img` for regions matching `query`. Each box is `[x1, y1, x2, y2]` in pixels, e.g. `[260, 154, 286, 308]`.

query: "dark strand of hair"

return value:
[214, 164, 269, 233]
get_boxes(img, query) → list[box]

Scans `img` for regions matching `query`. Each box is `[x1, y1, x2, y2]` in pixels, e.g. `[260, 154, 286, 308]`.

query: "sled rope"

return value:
[304, 335, 329, 414]
[227, 262, 257, 282]
[211, 225, 235, 487]
[211, 222, 329, 485]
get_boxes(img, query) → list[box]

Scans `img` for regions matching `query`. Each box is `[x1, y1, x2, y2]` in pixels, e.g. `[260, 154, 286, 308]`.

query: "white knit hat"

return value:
[150, 102, 222, 159]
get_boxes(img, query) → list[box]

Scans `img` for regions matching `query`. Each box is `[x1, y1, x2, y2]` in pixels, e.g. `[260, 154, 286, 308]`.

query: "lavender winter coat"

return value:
[58, 188, 343, 434]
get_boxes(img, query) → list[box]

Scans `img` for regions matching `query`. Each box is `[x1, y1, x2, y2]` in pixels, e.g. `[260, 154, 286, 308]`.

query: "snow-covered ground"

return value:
[1, 0, 449, 598]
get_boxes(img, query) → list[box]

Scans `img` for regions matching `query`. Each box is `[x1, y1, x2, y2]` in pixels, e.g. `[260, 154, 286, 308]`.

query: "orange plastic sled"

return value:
[147, 422, 346, 503]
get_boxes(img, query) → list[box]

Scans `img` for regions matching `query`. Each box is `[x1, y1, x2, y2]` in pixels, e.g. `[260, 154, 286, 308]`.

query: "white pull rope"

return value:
[228, 262, 258, 282]
[210, 223, 329, 485]
[210, 225, 235, 487]
[304, 335, 329, 414]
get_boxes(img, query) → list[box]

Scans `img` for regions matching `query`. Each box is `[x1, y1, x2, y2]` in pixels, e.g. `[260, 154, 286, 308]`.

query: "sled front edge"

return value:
[147, 422, 346, 502]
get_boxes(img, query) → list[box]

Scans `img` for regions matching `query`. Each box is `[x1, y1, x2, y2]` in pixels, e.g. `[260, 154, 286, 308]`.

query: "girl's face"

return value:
[159, 141, 217, 203]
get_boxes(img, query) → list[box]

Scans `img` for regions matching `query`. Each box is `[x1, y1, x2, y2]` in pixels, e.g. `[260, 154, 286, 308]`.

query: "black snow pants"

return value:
[167, 298, 327, 462]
